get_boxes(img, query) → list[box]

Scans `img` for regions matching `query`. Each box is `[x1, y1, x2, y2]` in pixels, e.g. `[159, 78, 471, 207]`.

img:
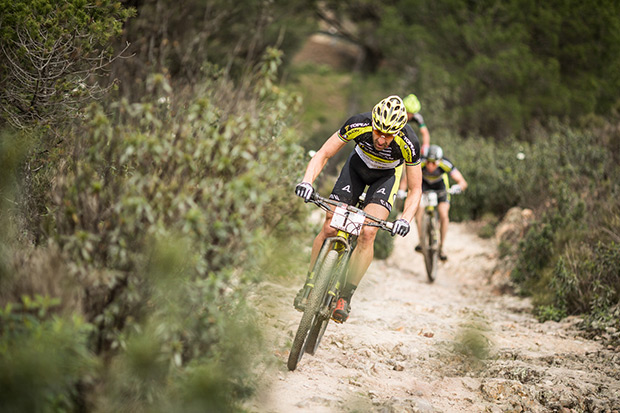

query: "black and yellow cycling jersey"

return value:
[420, 156, 456, 200]
[338, 112, 421, 170]
[409, 112, 427, 129]
[421, 157, 458, 203]
[421, 157, 457, 186]
[329, 112, 420, 211]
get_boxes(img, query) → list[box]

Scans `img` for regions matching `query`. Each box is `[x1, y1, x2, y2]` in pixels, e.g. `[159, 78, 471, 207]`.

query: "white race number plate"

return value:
[330, 206, 365, 235]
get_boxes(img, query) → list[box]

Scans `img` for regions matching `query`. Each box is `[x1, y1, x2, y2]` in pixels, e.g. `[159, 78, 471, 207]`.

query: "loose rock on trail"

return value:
[247, 221, 620, 412]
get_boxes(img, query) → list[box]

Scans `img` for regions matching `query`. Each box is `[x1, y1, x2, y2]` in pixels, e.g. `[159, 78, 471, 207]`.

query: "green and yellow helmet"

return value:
[372, 95, 408, 134]
[403, 93, 421, 114]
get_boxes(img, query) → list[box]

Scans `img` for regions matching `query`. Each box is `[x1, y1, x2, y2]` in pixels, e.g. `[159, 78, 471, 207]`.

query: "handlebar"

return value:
[308, 193, 394, 233]
[424, 186, 462, 196]
[423, 189, 447, 196]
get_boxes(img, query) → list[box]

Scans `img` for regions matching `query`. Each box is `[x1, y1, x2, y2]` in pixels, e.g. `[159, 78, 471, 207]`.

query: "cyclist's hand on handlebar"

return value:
[295, 182, 314, 202]
[449, 184, 462, 195]
[392, 218, 410, 237]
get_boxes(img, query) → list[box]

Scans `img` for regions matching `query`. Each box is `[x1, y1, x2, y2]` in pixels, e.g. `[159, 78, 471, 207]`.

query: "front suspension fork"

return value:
[302, 235, 351, 307]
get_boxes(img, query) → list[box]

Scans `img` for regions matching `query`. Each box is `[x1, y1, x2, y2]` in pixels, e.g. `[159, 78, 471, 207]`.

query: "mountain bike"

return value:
[287, 193, 395, 371]
[419, 187, 459, 282]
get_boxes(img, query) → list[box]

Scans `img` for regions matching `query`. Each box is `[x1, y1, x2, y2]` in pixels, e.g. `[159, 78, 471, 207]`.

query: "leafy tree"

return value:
[112, 0, 318, 99]
[0, 0, 134, 129]
[316, 0, 386, 73]
[319, 0, 620, 140]
[411, 0, 620, 139]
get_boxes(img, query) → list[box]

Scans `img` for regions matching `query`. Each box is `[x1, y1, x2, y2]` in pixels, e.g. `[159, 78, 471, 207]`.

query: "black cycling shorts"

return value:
[329, 151, 402, 212]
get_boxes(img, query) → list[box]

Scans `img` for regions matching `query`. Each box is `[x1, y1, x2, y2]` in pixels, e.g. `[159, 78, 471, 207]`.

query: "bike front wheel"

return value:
[287, 250, 339, 371]
[421, 211, 439, 282]
[306, 249, 348, 355]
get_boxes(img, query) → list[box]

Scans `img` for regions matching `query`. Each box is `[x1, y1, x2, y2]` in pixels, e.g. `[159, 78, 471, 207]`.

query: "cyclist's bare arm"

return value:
[398, 170, 408, 192]
[450, 169, 468, 191]
[401, 163, 422, 223]
[302, 131, 347, 184]
[419, 125, 430, 154]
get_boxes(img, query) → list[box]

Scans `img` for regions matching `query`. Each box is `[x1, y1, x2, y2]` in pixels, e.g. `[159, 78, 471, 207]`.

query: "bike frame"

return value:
[312, 230, 353, 319]
[296, 229, 353, 309]
[287, 193, 393, 370]
[420, 190, 443, 282]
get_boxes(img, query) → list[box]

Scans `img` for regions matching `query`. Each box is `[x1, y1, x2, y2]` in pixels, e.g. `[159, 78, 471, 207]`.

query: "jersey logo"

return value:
[342, 185, 351, 193]
[376, 188, 386, 195]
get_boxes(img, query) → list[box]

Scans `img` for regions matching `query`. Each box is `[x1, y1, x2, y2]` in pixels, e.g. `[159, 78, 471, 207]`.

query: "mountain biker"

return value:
[403, 93, 430, 156]
[294, 95, 423, 322]
[414, 144, 467, 261]
[396, 93, 431, 204]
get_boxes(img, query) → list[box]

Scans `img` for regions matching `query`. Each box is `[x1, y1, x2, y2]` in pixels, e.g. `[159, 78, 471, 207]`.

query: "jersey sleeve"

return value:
[338, 113, 369, 143]
[412, 112, 426, 128]
[440, 157, 457, 174]
[402, 124, 421, 166]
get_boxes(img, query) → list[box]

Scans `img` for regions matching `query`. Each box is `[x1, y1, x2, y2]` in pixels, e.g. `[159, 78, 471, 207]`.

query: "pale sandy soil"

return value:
[246, 222, 620, 412]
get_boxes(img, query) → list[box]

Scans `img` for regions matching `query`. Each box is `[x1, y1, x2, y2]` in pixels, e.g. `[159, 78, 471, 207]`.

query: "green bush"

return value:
[503, 124, 619, 328]
[435, 119, 620, 332]
[0, 0, 134, 128]
[0, 296, 97, 412]
[435, 121, 614, 221]
[1, 49, 310, 411]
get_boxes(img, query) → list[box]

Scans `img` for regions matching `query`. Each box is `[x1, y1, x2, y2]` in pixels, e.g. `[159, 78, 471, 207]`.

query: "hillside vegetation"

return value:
[1, 47, 310, 410]
[1, 0, 619, 410]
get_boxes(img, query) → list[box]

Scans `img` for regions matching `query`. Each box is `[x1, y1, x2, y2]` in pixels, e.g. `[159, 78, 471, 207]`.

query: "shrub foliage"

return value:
[436, 118, 620, 336]
[0, 0, 134, 129]
[0, 49, 309, 411]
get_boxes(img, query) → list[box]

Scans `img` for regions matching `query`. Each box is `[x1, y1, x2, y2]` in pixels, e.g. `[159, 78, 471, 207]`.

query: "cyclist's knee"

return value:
[358, 226, 379, 244]
[321, 222, 338, 237]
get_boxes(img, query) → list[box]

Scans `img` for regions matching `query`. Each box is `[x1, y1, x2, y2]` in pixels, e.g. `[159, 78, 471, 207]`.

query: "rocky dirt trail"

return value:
[246, 221, 620, 412]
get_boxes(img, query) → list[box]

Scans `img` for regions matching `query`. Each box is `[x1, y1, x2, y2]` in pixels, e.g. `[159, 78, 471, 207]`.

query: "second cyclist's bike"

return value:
[419, 189, 442, 282]
[419, 187, 459, 282]
[287, 193, 395, 371]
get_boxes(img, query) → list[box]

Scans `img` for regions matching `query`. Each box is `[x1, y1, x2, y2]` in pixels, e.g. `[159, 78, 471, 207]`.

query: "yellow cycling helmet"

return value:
[372, 95, 408, 134]
[403, 93, 421, 114]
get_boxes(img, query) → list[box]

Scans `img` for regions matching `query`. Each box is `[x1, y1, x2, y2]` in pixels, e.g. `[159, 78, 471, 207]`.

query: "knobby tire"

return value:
[305, 314, 329, 356]
[287, 250, 339, 371]
[422, 212, 439, 283]
[306, 250, 347, 355]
